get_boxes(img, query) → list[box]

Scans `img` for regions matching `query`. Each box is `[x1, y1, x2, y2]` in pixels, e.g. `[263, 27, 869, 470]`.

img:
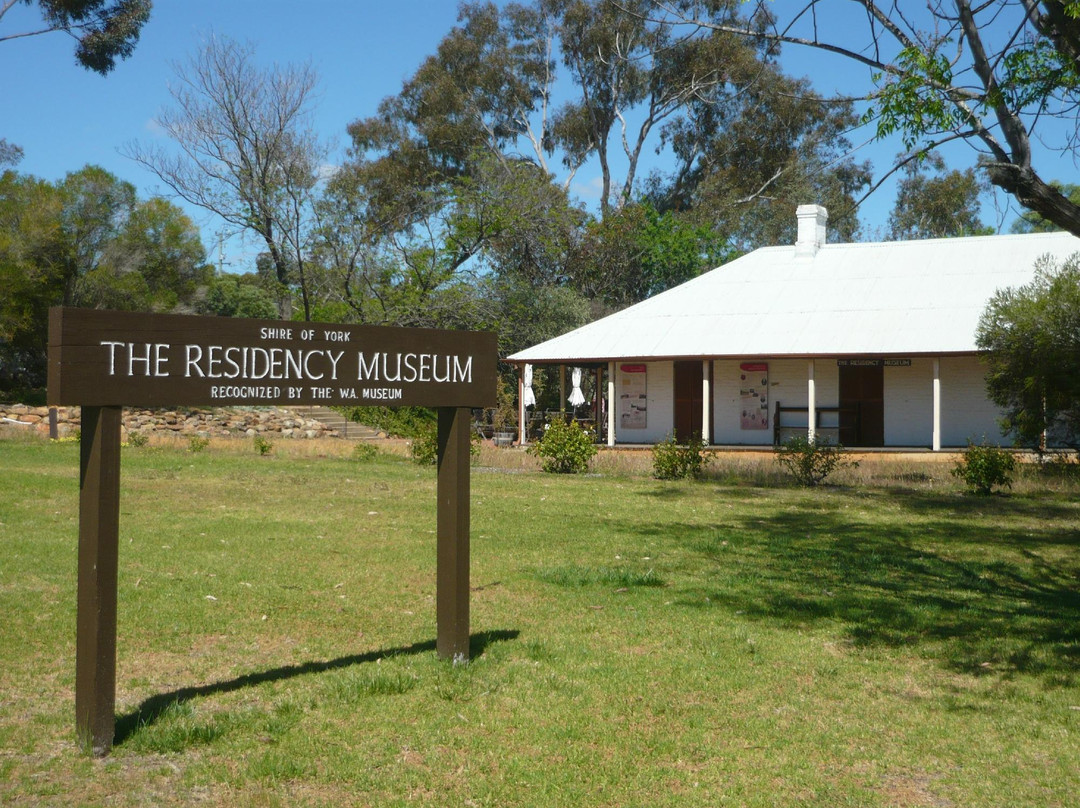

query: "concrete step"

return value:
[291, 406, 383, 440]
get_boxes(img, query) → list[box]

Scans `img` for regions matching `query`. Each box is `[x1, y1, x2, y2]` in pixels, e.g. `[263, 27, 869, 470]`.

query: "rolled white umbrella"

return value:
[523, 363, 536, 408]
[568, 367, 586, 407]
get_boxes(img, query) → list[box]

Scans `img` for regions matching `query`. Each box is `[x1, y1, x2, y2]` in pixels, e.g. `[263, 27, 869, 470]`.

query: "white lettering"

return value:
[358, 351, 380, 382]
[302, 350, 323, 380]
[402, 352, 417, 383]
[185, 345, 204, 377]
[249, 347, 269, 379]
[209, 384, 282, 399]
[433, 354, 450, 383]
[284, 349, 303, 379]
[223, 346, 241, 378]
[100, 341, 124, 375]
[127, 343, 151, 376]
[327, 350, 343, 381]
[384, 352, 402, 382]
[361, 387, 403, 400]
[152, 343, 170, 377]
[454, 355, 473, 383]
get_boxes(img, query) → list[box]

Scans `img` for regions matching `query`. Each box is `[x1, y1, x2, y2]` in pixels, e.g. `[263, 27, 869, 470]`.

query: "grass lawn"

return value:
[1, 430, 1078, 806]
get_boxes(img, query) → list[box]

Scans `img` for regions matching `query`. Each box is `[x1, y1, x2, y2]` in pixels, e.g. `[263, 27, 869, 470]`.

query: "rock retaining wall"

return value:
[0, 405, 341, 440]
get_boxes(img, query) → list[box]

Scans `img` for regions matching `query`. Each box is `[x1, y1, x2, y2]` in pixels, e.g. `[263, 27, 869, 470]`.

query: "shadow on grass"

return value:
[615, 489, 1080, 681]
[113, 629, 519, 747]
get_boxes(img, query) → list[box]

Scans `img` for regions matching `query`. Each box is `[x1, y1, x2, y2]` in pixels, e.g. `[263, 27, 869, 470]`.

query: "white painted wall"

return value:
[614, 361, 674, 444]
[883, 359, 934, 447]
[710, 359, 840, 445]
[940, 355, 1007, 446]
[627, 354, 1008, 447]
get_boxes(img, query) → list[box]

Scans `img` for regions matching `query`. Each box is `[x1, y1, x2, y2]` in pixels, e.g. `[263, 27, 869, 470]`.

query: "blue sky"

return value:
[3, 1, 1074, 271]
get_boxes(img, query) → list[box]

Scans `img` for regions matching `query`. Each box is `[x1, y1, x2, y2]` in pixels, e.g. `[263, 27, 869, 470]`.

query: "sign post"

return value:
[75, 406, 122, 756]
[49, 307, 497, 755]
[436, 407, 471, 661]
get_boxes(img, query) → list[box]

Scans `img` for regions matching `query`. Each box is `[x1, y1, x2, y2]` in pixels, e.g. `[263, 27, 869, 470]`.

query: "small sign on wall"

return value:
[836, 358, 912, 367]
[619, 363, 647, 429]
[739, 362, 769, 430]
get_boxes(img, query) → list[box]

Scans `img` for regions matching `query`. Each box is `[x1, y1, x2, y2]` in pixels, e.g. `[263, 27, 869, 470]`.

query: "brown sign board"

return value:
[49, 306, 496, 755]
[49, 307, 498, 409]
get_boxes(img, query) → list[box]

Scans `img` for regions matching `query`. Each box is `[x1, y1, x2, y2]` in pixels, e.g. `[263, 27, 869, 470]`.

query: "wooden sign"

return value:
[48, 307, 496, 756]
[49, 307, 497, 408]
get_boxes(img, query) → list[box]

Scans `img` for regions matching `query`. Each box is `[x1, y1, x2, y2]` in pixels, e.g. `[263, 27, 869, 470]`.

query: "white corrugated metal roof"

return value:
[508, 231, 1080, 362]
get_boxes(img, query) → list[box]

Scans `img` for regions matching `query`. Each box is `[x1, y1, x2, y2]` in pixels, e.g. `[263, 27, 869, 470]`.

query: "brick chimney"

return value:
[795, 204, 828, 258]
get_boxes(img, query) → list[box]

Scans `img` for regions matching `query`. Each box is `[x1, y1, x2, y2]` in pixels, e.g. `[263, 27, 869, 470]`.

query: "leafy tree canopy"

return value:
[658, 1, 1080, 237]
[888, 153, 993, 240]
[0, 164, 212, 392]
[1, 0, 151, 74]
[976, 253, 1080, 449]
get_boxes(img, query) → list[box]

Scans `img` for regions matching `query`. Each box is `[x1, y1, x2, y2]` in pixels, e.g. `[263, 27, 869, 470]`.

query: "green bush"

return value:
[188, 435, 209, 453]
[253, 435, 274, 456]
[951, 440, 1017, 494]
[344, 406, 436, 438]
[775, 435, 858, 486]
[350, 442, 380, 462]
[652, 434, 710, 480]
[528, 417, 597, 474]
[409, 424, 439, 465]
[409, 423, 482, 466]
[127, 431, 149, 448]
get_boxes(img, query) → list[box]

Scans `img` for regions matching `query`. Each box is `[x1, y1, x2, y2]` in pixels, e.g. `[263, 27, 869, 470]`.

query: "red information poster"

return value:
[619, 364, 647, 429]
[739, 362, 769, 430]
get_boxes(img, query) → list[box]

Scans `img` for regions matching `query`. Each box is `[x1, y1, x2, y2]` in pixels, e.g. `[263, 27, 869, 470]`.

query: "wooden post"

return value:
[76, 405, 122, 756]
[436, 407, 470, 662]
[559, 365, 566, 414]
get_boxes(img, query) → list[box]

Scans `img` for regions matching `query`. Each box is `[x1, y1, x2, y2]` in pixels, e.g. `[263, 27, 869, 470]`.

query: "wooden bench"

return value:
[772, 401, 860, 446]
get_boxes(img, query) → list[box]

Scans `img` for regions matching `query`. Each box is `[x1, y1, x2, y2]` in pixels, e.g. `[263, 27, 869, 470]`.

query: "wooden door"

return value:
[839, 363, 884, 447]
[673, 361, 703, 443]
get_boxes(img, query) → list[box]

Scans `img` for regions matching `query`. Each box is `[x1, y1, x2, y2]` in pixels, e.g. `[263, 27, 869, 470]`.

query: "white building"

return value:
[509, 206, 1080, 449]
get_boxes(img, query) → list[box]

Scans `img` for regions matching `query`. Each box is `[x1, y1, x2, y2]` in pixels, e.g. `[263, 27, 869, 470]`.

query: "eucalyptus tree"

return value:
[126, 35, 326, 320]
[1012, 183, 1080, 233]
[346, 0, 762, 221]
[340, 0, 803, 320]
[0, 165, 211, 391]
[654, 1, 1080, 237]
[651, 65, 871, 250]
[0, 0, 150, 74]
[887, 154, 991, 240]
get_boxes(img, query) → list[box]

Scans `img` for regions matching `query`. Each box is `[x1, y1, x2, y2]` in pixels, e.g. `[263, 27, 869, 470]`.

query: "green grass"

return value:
[1, 431, 1078, 806]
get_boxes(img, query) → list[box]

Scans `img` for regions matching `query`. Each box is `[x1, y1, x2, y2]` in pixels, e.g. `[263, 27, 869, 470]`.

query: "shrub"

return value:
[775, 435, 858, 486]
[127, 431, 149, 448]
[343, 406, 435, 438]
[351, 442, 380, 462]
[652, 434, 710, 480]
[528, 417, 597, 474]
[951, 440, 1017, 494]
[253, 435, 273, 456]
[188, 435, 209, 453]
[409, 424, 439, 465]
[409, 424, 483, 466]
